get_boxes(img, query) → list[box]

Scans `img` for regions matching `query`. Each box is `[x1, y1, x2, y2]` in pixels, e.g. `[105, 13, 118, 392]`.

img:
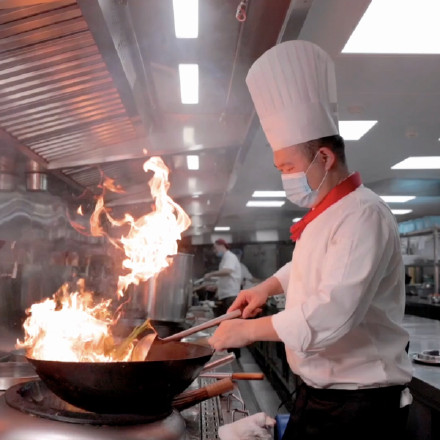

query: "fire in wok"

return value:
[15, 155, 214, 415]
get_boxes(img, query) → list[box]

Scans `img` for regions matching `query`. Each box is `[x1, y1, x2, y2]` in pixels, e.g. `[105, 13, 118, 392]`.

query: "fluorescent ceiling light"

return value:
[339, 120, 377, 140]
[214, 226, 230, 231]
[179, 64, 199, 104]
[252, 191, 286, 198]
[246, 201, 285, 208]
[391, 209, 413, 215]
[183, 126, 195, 145]
[391, 156, 440, 169]
[292, 217, 302, 223]
[380, 196, 415, 203]
[187, 155, 199, 170]
[173, 0, 198, 38]
[342, 0, 440, 54]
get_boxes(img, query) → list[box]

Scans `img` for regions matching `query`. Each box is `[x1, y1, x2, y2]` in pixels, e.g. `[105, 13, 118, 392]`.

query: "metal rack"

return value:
[401, 227, 439, 294]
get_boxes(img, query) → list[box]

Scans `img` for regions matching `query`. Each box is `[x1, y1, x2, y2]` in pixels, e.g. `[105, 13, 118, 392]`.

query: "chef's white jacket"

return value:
[272, 186, 413, 389]
[217, 250, 242, 300]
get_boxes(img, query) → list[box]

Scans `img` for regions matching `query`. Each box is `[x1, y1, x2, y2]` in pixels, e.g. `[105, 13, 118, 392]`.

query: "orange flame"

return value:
[77, 205, 83, 215]
[115, 157, 191, 295]
[81, 156, 191, 296]
[17, 155, 191, 361]
[17, 280, 131, 362]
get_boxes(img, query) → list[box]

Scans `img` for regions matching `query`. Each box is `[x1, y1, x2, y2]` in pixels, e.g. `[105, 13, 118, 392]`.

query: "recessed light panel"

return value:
[391, 209, 413, 215]
[183, 126, 195, 145]
[380, 196, 415, 203]
[179, 64, 199, 104]
[342, 0, 440, 54]
[252, 191, 286, 198]
[214, 226, 230, 231]
[339, 121, 377, 140]
[187, 155, 199, 170]
[391, 157, 440, 169]
[173, 0, 198, 38]
[246, 201, 285, 208]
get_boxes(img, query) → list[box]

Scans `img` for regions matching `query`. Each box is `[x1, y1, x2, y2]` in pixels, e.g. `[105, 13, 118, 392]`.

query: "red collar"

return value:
[290, 172, 362, 242]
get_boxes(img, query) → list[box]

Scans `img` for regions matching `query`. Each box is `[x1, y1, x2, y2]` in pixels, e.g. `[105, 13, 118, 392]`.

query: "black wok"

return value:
[26, 340, 213, 416]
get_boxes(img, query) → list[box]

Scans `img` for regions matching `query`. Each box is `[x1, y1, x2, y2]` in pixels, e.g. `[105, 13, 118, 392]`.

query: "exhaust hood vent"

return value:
[25, 160, 48, 192]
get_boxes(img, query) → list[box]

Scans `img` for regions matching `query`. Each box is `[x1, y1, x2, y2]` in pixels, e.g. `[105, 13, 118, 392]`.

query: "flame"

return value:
[77, 205, 83, 215]
[82, 156, 191, 296]
[115, 157, 191, 294]
[17, 155, 191, 362]
[17, 280, 132, 362]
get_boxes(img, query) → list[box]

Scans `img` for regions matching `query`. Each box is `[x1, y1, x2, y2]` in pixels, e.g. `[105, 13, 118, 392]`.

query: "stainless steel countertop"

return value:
[402, 314, 440, 409]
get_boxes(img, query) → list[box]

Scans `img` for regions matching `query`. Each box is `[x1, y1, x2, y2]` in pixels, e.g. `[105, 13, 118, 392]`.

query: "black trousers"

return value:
[282, 381, 410, 440]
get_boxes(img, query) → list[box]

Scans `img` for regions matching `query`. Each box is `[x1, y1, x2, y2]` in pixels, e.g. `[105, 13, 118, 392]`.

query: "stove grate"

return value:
[200, 378, 223, 440]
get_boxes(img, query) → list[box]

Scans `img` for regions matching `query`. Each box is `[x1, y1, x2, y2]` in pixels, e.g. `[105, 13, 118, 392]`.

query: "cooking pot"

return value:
[128, 253, 194, 322]
[26, 340, 213, 416]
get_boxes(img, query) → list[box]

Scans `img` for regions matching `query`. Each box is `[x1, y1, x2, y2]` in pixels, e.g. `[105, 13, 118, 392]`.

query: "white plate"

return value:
[410, 353, 440, 366]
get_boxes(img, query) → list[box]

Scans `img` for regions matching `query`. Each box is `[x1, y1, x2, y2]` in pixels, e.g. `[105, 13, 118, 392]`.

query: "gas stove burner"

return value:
[5, 380, 172, 425]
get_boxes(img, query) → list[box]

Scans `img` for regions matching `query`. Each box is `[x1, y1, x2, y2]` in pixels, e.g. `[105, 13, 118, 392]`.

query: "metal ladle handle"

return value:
[162, 309, 242, 342]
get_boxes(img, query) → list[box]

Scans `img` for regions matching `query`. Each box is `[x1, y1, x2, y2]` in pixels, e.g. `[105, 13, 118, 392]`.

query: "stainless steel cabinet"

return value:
[401, 227, 439, 295]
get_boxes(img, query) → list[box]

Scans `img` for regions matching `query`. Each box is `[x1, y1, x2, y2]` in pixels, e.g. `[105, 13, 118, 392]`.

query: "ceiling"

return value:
[0, 0, 439, 244]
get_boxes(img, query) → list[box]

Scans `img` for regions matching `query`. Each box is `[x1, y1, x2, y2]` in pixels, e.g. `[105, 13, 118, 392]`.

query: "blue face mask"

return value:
[281, 152, 328, 208]
[216, 251, 224, 258]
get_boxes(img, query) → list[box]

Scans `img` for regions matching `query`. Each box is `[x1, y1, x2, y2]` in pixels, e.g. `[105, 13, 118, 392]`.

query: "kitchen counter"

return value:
[402, 315, 440, 439]
[405, 295, 440, 321]
[403, 315, 440, 420]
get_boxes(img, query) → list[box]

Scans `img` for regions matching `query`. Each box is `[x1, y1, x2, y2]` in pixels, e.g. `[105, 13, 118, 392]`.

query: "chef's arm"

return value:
[249, 315, 281, 342]
[209, 313, 281, 350]
[272, 261, 291, 293]
[272, 206, 395, 354]
[205, 268, 232, 278]
[252, 275, 284, 298]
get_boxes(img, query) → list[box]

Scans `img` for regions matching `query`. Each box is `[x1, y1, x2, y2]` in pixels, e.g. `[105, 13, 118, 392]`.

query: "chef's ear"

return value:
[318, 147, 336, 171]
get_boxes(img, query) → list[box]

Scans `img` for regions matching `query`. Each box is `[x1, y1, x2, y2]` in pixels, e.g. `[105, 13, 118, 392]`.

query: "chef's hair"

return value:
[214, 238, 230, 249]
[301, 135, 346, 165]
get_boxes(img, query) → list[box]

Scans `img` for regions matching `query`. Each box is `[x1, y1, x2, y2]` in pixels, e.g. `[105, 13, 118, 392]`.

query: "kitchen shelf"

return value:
[401, 227, 439, 294]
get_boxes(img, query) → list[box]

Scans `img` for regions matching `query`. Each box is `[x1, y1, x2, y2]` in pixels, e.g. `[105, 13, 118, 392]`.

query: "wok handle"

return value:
[172, 378, 234, 411]
[199, 372, 264, 380]
[162, 309, 242, 342]
[200, 353, 236, 372]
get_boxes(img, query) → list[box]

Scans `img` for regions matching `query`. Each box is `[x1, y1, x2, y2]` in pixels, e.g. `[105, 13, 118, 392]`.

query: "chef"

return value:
[203, 238, 242, 316]
[208, 40, 413, 439]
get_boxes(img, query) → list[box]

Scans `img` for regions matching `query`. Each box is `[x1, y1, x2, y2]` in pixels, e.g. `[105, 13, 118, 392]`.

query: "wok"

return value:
[26, 340, 213, 416]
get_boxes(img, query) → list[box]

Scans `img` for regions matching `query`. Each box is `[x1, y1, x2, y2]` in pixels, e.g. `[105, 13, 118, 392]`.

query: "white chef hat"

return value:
[246, 40, 339, 151]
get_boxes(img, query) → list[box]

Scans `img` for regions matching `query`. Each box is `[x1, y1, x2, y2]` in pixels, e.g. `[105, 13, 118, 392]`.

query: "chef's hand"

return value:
[204, 272, 213, 280]
[208, 319, 254, 350]
[228, 285, 268, 319]
[209, 316, 281, 351]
